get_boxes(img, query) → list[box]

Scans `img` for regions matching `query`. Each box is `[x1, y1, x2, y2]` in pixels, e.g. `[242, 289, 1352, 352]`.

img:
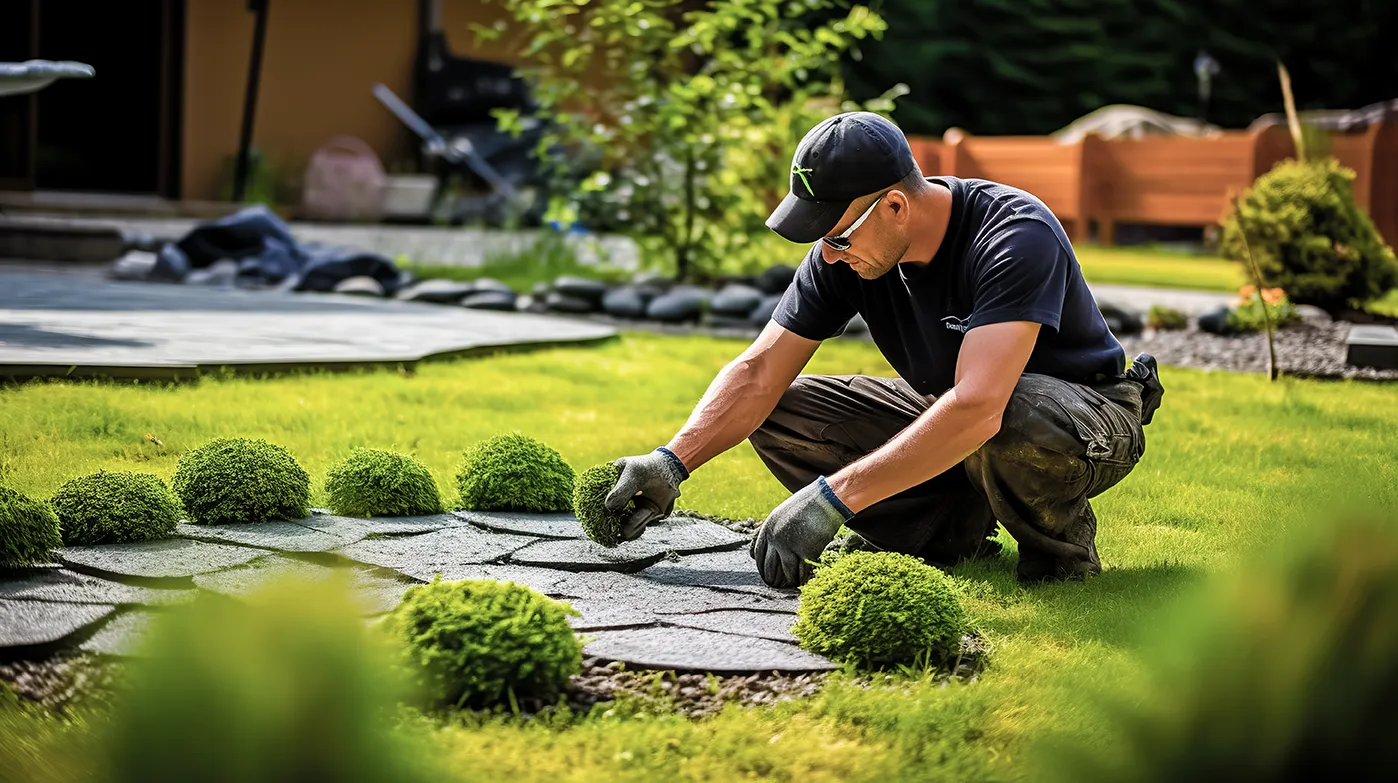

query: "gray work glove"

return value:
[750, 476, 855, 588]
[604, 447, 689, 542]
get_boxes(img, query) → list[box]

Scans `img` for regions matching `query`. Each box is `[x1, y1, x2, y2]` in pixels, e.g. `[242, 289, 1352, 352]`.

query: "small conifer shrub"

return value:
[1220, 158, 1398, 315]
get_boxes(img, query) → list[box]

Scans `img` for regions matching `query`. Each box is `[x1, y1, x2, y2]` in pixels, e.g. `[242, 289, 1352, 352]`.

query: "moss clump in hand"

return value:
[793, 550, 968, 670]
[572, 462, 631, 547]
[325, 448, 443, 518]
[455, 433, 575, 512]
[382, 576, 582, 710]
[172, 437, 310, 525]
[49, 470, 182, 546]
[0, 486, 62, 567]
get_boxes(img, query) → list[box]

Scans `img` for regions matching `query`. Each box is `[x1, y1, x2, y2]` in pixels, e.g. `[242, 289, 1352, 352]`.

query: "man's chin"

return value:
[854, 262, 891, 280]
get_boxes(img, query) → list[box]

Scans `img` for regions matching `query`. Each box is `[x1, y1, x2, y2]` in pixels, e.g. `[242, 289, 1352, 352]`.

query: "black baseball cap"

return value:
[765, 111, 918, 244]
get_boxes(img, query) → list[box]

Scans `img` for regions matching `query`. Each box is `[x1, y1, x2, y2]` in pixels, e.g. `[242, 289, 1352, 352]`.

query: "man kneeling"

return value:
[604, 111, 1164, 587]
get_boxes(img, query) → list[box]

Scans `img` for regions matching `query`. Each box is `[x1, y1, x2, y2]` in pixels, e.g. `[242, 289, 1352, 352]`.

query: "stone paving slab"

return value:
[0, 598, 114, 648]
[0, 271, 616, 379]
[176, 521, 355, 552]
[637, 547, 795, 600]
[563, 599, 661, 631]
[299, 512, 465, 540]
[661, 610, 798, 644]
[333, 526, 537, 580]
[193, 556, 414, 616]
[57, 539, 264, 582]
[508, 516, 747, 573]
[455, 510, 584, 539]
[0, 567, 196, 606]
[582, 627, 836, 673]
[80, 610, 156, 657]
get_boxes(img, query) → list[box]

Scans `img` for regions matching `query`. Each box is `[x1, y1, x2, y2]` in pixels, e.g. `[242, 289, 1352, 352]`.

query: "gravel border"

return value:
[562, 631, 988, 719]
[3, 636, 988, 722]
[1119, 321, 1398, 381]
[0, 652, 122, 714]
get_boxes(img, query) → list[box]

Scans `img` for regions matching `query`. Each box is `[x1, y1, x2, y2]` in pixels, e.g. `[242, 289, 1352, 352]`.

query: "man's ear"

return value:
[887, 189, 908, 217]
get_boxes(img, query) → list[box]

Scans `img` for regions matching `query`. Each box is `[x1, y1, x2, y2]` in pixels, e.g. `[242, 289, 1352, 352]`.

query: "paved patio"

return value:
[0, 266, 616, 381]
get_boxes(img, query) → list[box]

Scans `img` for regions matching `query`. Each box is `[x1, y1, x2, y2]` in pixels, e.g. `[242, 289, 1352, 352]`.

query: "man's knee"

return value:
[978, 376, 1088, 470]
[749, 376, 820, 455]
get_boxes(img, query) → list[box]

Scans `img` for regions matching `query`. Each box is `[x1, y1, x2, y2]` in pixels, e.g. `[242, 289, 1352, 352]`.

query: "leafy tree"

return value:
[478, 0, 904, 281]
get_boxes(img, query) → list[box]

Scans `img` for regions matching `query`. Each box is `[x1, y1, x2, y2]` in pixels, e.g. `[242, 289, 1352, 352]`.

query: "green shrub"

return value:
[100, 574, 433, 783]
[49, 470, 181, 546]
[793, 551, 968, 670]
[325, 448, 443, 518]
[381, 576, 582, 710]
[1046, 512, 1398, 782]
[455, 433, 575, 513]
[1225, 286, 1301, 333]
[1146, 305, 1188, 331]
[172, 437, 310, 525]
[572, 462, 628, 547]
[0, 486, 61, 567]
[1220, 157, 1398, 315]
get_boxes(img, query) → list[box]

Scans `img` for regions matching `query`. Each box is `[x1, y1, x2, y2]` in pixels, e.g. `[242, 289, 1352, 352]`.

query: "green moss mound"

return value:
[1221, 157, 1398, 315]
[793, 551, 968, 669]
[49, 470, 181, 546]
[382, 576, 582, 710]
[325, 448, 443, 518]
[172, 437, 310, 525]
[0, 487, 61, 567]
[455, 433, 575, 512]
[572, 462, 628, 547]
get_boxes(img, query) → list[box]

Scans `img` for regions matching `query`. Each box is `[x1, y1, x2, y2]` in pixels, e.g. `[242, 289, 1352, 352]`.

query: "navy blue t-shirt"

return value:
[773, 176, 1125, 396]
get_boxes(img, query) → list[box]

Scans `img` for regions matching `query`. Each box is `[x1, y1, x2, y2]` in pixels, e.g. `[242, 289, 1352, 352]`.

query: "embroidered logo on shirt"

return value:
[941, 315, 970, 334]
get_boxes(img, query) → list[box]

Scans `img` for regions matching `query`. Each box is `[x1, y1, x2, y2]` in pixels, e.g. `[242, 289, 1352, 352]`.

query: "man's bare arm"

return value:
[826, 321, 1040, 512]
[664, 321, 822, 473]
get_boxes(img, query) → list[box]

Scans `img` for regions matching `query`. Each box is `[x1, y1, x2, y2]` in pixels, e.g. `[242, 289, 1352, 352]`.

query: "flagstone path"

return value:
[0, 509, 833, 674]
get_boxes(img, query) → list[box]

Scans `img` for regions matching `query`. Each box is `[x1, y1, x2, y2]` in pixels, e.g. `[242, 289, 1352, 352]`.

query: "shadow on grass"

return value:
[954, 553, 1204, 649]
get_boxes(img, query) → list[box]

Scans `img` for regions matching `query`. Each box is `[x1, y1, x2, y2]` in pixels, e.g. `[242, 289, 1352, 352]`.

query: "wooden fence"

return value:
[906, 120, 1398, 249]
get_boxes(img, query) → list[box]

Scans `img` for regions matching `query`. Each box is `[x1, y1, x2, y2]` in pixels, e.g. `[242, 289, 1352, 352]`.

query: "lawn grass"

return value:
[3, 334, 1397, 781]
[401, 232, 634, 293]
[1072, 245, 1244, 293]
[1369, 288, 1398, 318]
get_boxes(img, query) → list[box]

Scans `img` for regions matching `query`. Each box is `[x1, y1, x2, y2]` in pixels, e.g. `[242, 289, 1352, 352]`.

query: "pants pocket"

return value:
[1057, 385, 1144, 497]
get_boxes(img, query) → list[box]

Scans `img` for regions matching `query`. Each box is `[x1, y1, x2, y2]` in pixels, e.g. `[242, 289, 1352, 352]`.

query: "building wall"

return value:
[182, 0, 524, 202]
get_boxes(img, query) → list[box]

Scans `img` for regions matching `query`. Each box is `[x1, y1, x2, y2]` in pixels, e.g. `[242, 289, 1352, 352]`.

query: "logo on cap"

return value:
[791, 164, 815, 197]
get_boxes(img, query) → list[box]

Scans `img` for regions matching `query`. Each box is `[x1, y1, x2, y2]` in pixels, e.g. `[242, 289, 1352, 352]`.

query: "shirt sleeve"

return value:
[771, 245, 858, 341]
[966, 218, 1070, 333]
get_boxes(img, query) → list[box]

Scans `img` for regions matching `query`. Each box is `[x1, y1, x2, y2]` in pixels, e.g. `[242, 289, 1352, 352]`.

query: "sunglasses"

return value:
[821, 194, 884, 251]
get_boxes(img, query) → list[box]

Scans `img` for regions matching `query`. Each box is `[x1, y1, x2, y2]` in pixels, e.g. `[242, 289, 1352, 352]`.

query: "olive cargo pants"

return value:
[747, 356, 1163, 581]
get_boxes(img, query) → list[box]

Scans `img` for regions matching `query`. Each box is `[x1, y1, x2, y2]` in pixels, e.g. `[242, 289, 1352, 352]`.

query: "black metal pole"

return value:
[233, 0, 270, 203]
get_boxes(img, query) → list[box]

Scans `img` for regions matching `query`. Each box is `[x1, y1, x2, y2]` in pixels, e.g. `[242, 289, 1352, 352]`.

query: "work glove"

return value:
[604, 447, 689, 542]
[750, 477, 855, 588]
